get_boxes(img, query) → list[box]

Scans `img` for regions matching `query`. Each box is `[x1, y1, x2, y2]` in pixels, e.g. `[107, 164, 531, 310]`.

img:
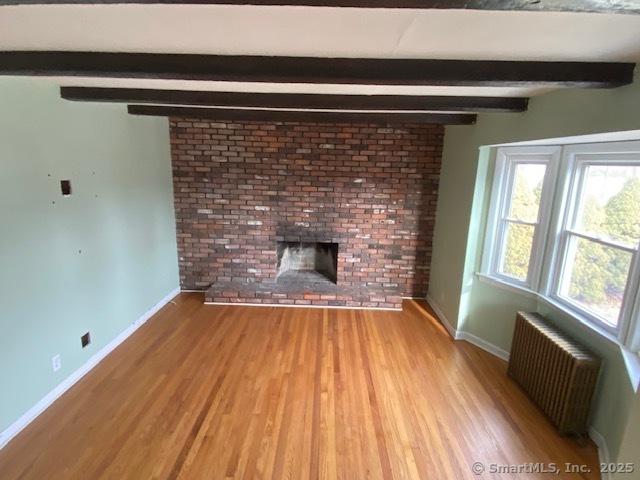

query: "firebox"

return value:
[276, 241, 338, 284]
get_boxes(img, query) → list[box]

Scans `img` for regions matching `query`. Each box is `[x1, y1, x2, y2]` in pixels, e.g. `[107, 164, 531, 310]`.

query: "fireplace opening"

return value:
[276, 241, 338, 284]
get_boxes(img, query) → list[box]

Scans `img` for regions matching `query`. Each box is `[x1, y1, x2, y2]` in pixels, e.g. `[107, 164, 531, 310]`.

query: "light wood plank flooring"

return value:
[0, 293, 598, 479]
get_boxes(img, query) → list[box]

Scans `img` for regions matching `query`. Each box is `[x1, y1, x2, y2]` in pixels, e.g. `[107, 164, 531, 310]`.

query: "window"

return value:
[550, 144, 640, 336]
[483, 147, 560, 289]
[483, 141, 640, 351]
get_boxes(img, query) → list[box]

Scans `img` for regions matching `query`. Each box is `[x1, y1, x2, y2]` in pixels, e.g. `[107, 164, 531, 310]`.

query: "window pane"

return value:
[559, 235, 633, 328]
[499, 222, 535, 281]
[575, 164, 640, 246]
[508, 163, 546, 222]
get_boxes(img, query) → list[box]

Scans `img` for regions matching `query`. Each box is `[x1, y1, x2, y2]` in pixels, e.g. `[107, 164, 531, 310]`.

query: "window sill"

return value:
[475, 273, 538, 299]
[476, 272, 640, 392]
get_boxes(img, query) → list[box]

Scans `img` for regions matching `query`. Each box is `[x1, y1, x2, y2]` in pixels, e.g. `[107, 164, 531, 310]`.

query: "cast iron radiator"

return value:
[507, 312, 601, 435]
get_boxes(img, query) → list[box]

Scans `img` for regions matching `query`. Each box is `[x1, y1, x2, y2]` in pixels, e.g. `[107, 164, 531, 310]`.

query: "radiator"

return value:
[507, 312, 601, 435]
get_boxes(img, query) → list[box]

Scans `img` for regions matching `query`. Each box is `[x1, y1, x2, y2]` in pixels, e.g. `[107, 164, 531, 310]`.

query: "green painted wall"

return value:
[614, 391, 640, 480]
[0, 78, 179, 434]
[429, 76, 640, 460]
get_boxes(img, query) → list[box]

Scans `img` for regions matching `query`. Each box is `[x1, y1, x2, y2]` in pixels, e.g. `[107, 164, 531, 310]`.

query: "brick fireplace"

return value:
[170, 119, 443, 309]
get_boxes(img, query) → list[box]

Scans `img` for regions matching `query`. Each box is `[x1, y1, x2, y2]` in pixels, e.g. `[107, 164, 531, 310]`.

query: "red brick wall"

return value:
[170, 119, 443, 298]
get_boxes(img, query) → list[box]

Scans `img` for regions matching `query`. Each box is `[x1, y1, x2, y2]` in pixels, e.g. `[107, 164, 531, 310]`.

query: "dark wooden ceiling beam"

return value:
[60, 87, 529, 112]
[127, 105, 477, 125]
[0, 52, 634, 88]
[0, 0, 638, 14]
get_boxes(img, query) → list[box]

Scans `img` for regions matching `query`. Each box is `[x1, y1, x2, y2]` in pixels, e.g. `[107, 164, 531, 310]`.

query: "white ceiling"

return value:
[2, 5, 640, 60]
[1, 4, 639, 99]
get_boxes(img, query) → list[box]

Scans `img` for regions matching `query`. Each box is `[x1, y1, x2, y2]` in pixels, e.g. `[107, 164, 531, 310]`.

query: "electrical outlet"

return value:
[81, 332, 91, 348]
[52, 354, 61, 372]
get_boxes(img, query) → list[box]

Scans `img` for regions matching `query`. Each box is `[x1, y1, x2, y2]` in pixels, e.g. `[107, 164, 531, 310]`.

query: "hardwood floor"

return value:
[0, 293, 599, 479]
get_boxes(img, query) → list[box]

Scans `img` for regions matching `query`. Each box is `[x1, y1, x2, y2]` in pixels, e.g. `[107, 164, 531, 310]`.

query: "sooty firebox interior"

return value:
[276, 242, 338, 284]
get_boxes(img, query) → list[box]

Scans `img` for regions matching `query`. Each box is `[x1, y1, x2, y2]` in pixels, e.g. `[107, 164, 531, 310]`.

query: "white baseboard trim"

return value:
[0, 286, 180, 451]
[456, 331, 510, 362]
[425, 294, 459, 340]
[425, 295, 509, 361]
[588, 427, 611, 480]
[204, 301, 401, 311]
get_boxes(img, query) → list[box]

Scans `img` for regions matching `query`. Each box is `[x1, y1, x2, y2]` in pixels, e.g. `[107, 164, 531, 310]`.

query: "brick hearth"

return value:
[170, 119, 443, 309]
[206, 279, 402, 309]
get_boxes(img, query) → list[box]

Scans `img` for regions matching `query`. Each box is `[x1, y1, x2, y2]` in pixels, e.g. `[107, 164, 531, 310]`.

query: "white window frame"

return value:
[628, 297, 640, 354]
[482, 146, 560, 290]
[546, 142, 640, 341]
[482, 141, 640, 354]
